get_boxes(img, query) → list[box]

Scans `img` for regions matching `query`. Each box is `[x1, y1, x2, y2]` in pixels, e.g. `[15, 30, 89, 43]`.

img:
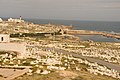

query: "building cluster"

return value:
[8, 18, 24, 23]
[0, 17, 24, 23]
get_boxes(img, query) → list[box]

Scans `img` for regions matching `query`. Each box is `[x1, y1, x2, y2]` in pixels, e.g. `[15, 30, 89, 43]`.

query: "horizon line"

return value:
[1, 17, 120, 22]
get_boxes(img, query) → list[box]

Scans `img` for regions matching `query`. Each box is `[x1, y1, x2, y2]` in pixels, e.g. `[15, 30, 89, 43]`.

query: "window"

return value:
[1, 37, 3, 41]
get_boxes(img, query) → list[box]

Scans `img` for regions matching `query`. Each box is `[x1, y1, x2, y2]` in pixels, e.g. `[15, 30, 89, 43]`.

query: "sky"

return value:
[0, 0, 120, 21]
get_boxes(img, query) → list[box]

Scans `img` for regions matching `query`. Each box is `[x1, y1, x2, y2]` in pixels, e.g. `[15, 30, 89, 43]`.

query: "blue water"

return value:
[25, 19, 120, 33]
[25, 19, 120, 42]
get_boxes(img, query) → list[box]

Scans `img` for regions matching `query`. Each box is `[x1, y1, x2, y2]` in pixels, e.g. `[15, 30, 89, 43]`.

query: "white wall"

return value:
[0, 43, 26, 58]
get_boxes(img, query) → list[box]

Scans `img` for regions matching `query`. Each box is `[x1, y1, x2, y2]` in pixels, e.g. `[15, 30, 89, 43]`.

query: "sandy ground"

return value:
[58, 71, 78, 78]
[0, 68, 29, 80]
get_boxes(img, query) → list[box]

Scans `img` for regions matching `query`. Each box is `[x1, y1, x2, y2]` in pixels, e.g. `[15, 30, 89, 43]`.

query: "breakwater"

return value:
[65, 30, 120, 40]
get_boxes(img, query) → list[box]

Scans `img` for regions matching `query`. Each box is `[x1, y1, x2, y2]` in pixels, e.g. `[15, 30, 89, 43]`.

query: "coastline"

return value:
[63, 29, 120, 42]
[64, 30, 120, 39]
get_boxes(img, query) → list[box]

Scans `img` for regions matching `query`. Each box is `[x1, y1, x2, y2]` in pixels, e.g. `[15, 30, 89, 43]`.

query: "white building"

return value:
[0, 18, 3, 22]
[0, 34, 10, 43]
[8, 18, 24, 23]
[0, 34, 26, 58]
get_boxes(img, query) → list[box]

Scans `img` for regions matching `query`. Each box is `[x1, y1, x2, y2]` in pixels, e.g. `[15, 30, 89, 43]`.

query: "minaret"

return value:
[20, 16, 22, 20]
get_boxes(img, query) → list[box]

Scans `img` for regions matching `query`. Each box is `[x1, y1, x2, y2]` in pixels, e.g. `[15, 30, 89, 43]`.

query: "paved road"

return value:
[43, 47, 120, 72]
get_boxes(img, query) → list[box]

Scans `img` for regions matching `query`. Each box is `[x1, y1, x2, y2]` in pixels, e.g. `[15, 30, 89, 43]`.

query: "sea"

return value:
[24, 19, 120, 42]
